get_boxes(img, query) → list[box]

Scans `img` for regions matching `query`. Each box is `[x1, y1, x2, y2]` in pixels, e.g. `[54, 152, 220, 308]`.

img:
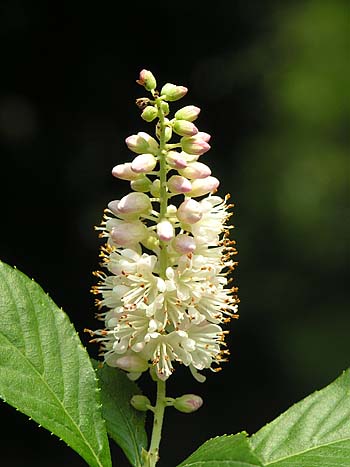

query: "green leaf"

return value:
[250, 369, 350, 466]
[93, 360, 148, 467]
[0, 262, 111, 467]
[177, 432, 263, 467]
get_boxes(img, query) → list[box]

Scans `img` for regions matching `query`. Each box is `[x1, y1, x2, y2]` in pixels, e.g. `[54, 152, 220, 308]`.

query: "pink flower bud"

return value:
[168, 175, 192, 194]
[181, 136, 211, 156]
[131, 153, 157, 173]
[113, 355, 149, 372]
[173, 120, 199, 137]
[107, 200, 122, 215]
[166, 151, 188, 169]
[125, 132, 158, 154]
[111, 221, 147, 246]
[112, 163, 141, 181]
[173, 394, 203, 413]
[197, 131, 211, 142]
[138, 131, 159, 153]
[130, 395, 151, 411]
[157, 219, 174, 242]
[125, 134, 149, 154]
[179, 161, 211, 179]
[175, 105, 201, 122]
[189, 176, 220, 197]
[116, 192, 152, 215]
[141, 105, 158, 122]
[160, 83, 188, 101]
[177, 198, 203, 224]
[136, 69, 157, 91]
[173, 234, 196, 254]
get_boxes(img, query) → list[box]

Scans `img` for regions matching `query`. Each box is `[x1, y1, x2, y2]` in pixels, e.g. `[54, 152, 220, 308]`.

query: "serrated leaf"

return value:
[93, 361, 148, 467]
[177, 432, 263, 467]
[250, 369, 350, 466]
[0, 262, 111, 467]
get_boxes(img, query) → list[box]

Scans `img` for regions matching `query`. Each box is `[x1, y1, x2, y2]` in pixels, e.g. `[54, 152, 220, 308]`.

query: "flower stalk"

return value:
[147, 378, 167, 467]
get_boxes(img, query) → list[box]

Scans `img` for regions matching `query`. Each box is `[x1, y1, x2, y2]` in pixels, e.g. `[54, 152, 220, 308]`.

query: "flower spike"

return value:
[90, 70, 238, 383]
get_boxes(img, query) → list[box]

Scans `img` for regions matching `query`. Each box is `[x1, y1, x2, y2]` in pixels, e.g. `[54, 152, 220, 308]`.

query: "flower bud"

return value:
[130, 176, 152, 192]
[112, 163, 141, 181]
[177, 198, 202, 224]
[110, 221, 147, 246]
[160, 83, 188, 101]
[125, 134, 149, 154]
[181, 136, 211, 156]
[175, 105, 201, 122]
[189, 176, 220, 197]
[157, 219, 174, 242]
[172, 234, 196, 254]
[150, 179, 160, 197]
[173, 120, 199, 137]
[126, 132, 158, 155]
[113, 354, 149, 372]
[116, 192, 152, 216]
[136, 69, 157, 91]
[166, 151, 188, 169]
[130, 395, 151, 411]
[179, 161, 211, 179]
[197, 131, 211, 142]
[173, 394, 203, 413]
[131, 153, 157, 173]
[161, 101, 170, 116]
[168, 175, 192, 194]
[141, 105, 158, 122]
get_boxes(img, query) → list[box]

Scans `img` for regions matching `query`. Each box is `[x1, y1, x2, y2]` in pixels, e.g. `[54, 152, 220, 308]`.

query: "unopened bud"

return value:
[130, 176, 152, 192]
[114, 355, 149, 372]
[181, 136, 211, 156]
[136, 69, 157, 91]
[161, 83, 188, 101]
[131, 153, 157, 173]
[173, 394, 203, 413]
[175, 105, 201, 122]
[168, 175, 192, 194]
[197, 131, 211, 142]
[179, 161, 211, 179]
[116, 192, 152, 216]
[166, 151, 188, 169]
[126, 132, 158, 155]
[150, 179, 160, 197]
[173, 120, 199, 137]
[173, 234, 196, 254]
[141, 105, 158, 122]
[189, 176, 220, 197]
[157, 219, 174, 242]
[130, 395, 151, 412]
[112, 163, 141, 181]
[110, 221, 147, 246]
[161, 101, 170, 116]
[177, 198, 202, 224]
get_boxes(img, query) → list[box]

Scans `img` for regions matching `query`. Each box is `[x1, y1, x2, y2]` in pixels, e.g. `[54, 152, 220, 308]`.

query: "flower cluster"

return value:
[89, 70, 238, 382]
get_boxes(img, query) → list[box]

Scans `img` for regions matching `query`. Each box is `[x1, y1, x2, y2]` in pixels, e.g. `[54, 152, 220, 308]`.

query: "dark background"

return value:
[0, 0, 348, 465]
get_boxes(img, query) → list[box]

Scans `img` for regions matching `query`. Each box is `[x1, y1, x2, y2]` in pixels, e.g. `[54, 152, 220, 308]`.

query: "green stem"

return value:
[143, 96, 169, 467]
[147, 378, 167, 467]
[156, 96, 168, 279]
